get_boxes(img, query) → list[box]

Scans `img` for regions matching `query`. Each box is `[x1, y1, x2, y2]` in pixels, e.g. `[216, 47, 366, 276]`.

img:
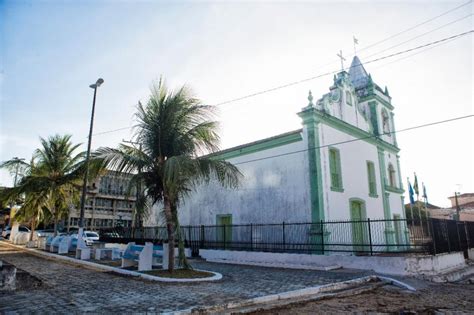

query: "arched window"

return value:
[382, 109, 390, 135]
[388, 163, 396, 187]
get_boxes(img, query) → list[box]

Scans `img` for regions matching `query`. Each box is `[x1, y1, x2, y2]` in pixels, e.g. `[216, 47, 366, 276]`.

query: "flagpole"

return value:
[407, 177, 414, 223]
[414, 172, 424, 237]
[423, 182, 431, 237]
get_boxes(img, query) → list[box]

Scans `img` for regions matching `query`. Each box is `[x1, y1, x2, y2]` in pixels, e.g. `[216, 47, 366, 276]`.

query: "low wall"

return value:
[200, 249, 466, 276]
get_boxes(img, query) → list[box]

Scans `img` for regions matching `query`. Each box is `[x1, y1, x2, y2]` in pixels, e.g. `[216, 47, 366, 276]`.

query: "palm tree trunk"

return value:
[171, 202, 191, 270]
[163, 196, 175, 272]
[53, 208, 59, 237]
[30, 217, 36, 242]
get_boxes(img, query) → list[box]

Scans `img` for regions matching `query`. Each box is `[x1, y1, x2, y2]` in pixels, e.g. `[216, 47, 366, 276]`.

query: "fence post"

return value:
[200, 225, 204, 248]
[320, 220, 324, 255]
[367, 218, 373, 256]
[465, 223, 471, 249]
[430, 219, 437, 255]
[250, 223, 253, 251]
[447, 221, 451, 253]
[223, 224, 226, 250]
[456, 222, 462, 252]
[282, 221, 286, 251]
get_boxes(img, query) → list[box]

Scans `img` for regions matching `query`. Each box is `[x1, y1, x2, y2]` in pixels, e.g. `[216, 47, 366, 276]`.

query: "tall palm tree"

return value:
[1, 135, 98, 236]
[95, 78, 241, 272]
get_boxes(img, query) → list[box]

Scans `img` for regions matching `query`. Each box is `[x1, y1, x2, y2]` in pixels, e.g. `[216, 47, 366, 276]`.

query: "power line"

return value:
[231, 114, 474, 166]
[362, 13, 473, 60]
[312, 0, 473, 72]
[91, 30, 473, 137]
[358, 0, 473, 53]
[215, 30, 473, 107]
[93, 126, 132, 136]
[373, 32, 462, 70]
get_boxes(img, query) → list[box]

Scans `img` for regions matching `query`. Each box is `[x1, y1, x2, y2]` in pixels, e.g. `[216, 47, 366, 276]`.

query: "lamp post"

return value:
[78, 78, 104, 240]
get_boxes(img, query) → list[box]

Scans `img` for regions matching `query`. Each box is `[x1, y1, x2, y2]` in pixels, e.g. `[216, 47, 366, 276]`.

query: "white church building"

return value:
[177, 56, 408, 250]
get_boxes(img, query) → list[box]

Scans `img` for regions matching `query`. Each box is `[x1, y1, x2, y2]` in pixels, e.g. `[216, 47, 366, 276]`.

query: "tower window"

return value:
[382, 109, 391, 135]
[388, 163, 396, 187]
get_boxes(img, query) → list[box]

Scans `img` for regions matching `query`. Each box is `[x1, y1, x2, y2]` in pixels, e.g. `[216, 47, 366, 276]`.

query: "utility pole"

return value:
[454, 192, 461, 221]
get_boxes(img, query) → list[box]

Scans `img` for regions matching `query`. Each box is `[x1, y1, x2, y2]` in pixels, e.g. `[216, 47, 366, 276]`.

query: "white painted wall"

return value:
[319, 124, 385, 220]
[178, 134, 311, 226]
[199, 249, 466, 276]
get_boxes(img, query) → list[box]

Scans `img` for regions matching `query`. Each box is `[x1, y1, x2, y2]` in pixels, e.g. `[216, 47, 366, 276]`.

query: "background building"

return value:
[68, 171, 136, 230]
[427, 193, 474, 221]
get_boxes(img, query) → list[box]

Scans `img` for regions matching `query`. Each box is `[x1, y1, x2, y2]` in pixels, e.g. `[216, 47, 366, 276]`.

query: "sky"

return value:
[0, 0, 473, 208]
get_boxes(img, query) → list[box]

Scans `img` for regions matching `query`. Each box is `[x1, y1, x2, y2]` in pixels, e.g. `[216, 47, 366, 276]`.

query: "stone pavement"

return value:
[0, 242, 371, 313]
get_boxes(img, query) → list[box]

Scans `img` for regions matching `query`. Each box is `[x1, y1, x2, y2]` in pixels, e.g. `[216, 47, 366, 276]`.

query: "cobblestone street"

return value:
[0, 242, 370, 313]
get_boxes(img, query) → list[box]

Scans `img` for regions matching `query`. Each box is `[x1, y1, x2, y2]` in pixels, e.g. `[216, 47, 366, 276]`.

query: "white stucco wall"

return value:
[318, 124, 385, 220]
[177, 135, 311, 226]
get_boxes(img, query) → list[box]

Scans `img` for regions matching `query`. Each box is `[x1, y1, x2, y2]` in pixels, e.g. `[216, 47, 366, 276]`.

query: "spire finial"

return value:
[308, 90, 314, 107]
[353, 36, 359, 56]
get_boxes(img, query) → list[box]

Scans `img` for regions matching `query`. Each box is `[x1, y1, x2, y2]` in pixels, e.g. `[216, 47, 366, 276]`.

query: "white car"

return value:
[84, 231, 100, 245]
[71, 231, 100, 246]
[2, 226, 30, 239]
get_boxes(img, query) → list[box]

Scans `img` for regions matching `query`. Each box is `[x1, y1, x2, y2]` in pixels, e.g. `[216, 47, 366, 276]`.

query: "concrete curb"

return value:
[206, 258, 341, 271]
[377, 276, 416, 291]
[1, 241, 222, 283]
[177, 275, 384, 314]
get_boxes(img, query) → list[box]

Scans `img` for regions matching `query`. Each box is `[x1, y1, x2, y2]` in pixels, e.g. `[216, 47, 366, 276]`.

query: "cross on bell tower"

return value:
[337, 50, 346, 71]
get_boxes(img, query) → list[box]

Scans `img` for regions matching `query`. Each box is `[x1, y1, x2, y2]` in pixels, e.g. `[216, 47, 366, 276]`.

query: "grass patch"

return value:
[142, 269, 214, 279]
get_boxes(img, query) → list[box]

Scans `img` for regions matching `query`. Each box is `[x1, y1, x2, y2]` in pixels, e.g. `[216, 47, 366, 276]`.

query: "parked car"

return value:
[33, 229, 56, 240]
[2, 226, 30, 239]
[69, 231, 100, 246]
[83, 231, 100, 245]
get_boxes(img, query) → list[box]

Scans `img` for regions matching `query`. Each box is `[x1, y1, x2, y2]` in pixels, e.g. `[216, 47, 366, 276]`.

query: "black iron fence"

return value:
[98, 218, 474, 256]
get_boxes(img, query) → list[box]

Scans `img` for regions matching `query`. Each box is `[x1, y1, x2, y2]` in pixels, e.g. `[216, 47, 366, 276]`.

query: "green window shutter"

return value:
[367, 161, 377, 197]
[329, 148, 343, 191]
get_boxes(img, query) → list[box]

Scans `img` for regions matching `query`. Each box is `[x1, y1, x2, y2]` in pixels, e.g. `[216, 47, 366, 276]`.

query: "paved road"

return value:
[0, 242, 370, 313]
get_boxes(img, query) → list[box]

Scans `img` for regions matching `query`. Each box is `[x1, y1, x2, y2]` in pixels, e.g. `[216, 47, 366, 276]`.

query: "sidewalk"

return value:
[0, 241, 372, 313]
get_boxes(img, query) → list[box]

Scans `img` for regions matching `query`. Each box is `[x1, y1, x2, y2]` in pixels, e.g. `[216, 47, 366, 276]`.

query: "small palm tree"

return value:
[95, 78, 241, 272]
[1, 135, 98, 236]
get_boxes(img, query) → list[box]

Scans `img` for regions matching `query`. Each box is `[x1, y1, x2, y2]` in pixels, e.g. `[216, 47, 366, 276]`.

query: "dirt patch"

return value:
[254, 282, 474, 314]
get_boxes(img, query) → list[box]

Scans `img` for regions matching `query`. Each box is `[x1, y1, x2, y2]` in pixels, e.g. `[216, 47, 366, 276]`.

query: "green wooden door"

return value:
[350, 201, 368, 253]
[217, 215, 232, 248]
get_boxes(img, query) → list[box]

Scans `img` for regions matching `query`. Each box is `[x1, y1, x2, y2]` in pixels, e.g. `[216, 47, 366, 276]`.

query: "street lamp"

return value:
[78, 78, 104, 240]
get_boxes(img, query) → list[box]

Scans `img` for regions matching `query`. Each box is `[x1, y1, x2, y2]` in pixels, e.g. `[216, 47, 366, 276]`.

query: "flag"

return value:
[408, 180, 415, 205]
[413, 173, 419, 197]
[353, 36, 359, 45]
[422, 182, 428, 205]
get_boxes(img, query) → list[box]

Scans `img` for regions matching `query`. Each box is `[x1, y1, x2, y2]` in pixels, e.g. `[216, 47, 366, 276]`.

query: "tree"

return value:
[404, 201, 428, 222]
[95, 78, 241, 272]
[0, 135, 98, 236]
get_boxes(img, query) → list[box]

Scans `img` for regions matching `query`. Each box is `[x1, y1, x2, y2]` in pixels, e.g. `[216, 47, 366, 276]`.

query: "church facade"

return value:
[177, 56, 407, 247]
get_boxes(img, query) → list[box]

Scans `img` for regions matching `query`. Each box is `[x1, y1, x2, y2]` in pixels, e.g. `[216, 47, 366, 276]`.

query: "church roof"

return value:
[348, 56, 369, 89]
[206, 129, 303, 160]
